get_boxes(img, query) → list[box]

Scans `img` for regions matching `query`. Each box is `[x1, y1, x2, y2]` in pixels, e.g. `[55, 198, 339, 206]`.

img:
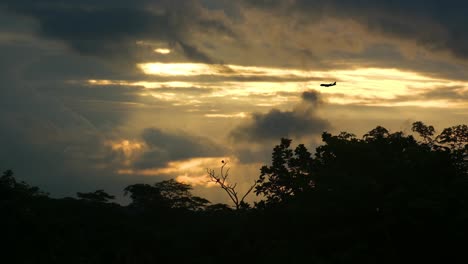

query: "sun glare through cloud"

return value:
[90, 63, 468, 108]
[117, 157, 231, 187]
[154, 48, 171, 54]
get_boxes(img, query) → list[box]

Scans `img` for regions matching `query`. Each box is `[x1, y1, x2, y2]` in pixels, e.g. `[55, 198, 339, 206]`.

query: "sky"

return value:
[1, 0, 467, 204]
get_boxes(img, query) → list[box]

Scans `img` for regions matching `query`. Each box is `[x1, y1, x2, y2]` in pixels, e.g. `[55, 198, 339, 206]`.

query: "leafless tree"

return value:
[207, 161, 257, 210]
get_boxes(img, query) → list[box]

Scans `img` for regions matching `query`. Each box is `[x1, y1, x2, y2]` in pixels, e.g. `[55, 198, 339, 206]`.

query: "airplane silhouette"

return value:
[320, 81, 336, 87]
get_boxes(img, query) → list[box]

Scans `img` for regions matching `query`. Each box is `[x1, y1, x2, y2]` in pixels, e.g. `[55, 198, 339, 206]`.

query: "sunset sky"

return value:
[1, 0, 467, 204]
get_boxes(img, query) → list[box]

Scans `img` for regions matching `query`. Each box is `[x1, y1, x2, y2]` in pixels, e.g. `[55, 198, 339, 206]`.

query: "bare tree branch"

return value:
[207, 161, 257, 210]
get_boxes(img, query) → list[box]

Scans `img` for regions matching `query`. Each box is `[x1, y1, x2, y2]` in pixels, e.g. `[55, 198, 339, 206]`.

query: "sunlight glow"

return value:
[107, 140, 143, 157]
[106, 140, 144, 166]
[117, 157, 231, 187]
[176, 174, 216, 187]
[154, 48, 171, 54]
[138, 63, 216, 76]
[137, 62, 322, 78]
[88, 63, 468, 108]
[204, 112, 247, 118]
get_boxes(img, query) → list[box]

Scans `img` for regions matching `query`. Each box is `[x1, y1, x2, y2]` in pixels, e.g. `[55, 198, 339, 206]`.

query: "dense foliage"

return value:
[1, 122, 467, 263]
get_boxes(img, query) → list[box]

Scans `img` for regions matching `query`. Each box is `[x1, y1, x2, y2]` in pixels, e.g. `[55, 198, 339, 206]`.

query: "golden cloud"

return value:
[87, 63, 468, 108]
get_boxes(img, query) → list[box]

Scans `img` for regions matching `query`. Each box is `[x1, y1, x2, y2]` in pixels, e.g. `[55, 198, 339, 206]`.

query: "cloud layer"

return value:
[244, 0, 468, 59]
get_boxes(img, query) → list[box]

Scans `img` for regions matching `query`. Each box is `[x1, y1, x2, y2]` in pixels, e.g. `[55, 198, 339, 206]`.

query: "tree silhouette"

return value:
[207, 161, 256, 210]
[1, 121, 467, 263]
[124, 179, 209, 211]
[250, 122, 468, 262]
[77, 189, 115, 203]
[0, 169, 47, 199]
[412, 121, 435, 143]
[254, 138, 314, 205]
[256, 121, 468, 210]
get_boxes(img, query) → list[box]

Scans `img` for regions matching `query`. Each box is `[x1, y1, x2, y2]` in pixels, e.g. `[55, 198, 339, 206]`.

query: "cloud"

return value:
[176, 41, 215, 64]
[391, 86, 468, 103]
[333, 85, 468, 107]
[244, 0, 468, 60]
[133, 128, 226, 169]
[0, 33, 156, 197]
[230, 90, 330, 142]
[0, 81, 121, 197]
[302, 90, 323, 105]
[5, 0, 468, 81]
[5, 3, 166, 56]
[1, 0, 228, 64]
[419, 86, 468, 101]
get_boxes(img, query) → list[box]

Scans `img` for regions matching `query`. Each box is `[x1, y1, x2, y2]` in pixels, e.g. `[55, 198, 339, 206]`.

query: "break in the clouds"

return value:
[231, 90, 330, 142]
[134, 127, 226, 170]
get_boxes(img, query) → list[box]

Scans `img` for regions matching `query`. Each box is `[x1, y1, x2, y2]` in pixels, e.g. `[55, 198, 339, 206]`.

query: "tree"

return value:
[124, 179, 209, 211]
[412, 122, 467, 172]
[255, 122, 468, 211]
[77, 189, 115, 203]
[363, 125, 390, 141]
[254, 138, 314, 205]
[412, 121, 435, 143]
[436, 124, 468, 149]
[207, 161, 256, 210]
[0, 169, 47, 199]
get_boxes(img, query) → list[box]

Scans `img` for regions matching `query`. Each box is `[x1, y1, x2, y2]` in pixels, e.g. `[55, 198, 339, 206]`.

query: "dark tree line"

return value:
[1, 121, 467, 263]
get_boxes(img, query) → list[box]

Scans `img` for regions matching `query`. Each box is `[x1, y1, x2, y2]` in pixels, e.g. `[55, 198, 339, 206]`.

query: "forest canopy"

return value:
[1, 121, 467, 263]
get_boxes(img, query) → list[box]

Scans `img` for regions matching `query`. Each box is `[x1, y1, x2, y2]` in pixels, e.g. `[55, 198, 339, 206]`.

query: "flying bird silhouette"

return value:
[320, 81, 336, 87]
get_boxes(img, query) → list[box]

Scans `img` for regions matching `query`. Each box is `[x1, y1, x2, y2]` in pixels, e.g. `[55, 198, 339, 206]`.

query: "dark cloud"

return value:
[0, 33, 143, 83]
[22, 53, 130, 81]
[244, 0, 468, 60]
[302, 90, 322, 105]
[1, 0, 227, 63]
[0, 32, 153, 197]
[40, 84, 144, 102]
[331, 44, 404, 65]
[230, 109, 329, 141]
[0, 81, 119, 197]
[134, 128, 226, 169]
[230, 90, 330, 142]
[324, 43, 468, 81]
[176, 41, 214, 63]
[37, 83, 152, 129]
[0, 36, 153, 131]
[201, 0, 243, 21]
[197, 19, 238, 40]
[4, 3, 167, 56]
